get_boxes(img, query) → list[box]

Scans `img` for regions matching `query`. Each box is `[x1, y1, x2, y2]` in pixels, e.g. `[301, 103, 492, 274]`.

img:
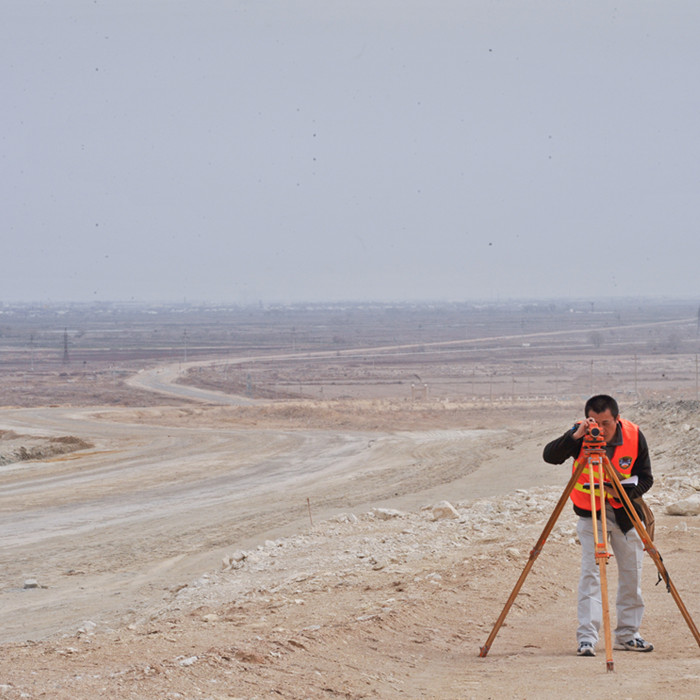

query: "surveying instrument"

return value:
[478, 420, 700, 671]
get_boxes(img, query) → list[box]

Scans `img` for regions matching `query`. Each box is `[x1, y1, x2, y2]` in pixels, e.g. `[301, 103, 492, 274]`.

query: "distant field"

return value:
[1, 298, 699, 406]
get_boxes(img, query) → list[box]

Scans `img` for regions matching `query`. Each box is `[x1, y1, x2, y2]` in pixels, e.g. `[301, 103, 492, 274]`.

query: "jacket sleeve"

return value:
[626, 429, 653, 499]
[542, 428, 582, 464]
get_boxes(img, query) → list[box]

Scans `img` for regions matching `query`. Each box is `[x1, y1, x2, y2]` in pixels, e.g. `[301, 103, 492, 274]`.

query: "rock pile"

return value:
[160, 399, 698, 627]
[631, 400, 700, 516]
[168, 485, 579, 620]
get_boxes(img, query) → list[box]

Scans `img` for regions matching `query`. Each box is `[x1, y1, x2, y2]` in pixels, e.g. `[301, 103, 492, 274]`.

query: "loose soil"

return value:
[0, 395, 698, 699]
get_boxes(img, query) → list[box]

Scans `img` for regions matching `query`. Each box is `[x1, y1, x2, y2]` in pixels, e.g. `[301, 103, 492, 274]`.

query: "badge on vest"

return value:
[618, 457, 633, 468]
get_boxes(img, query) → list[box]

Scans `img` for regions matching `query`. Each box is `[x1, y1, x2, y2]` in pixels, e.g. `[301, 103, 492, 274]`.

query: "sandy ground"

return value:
[0, 375, 698, 697]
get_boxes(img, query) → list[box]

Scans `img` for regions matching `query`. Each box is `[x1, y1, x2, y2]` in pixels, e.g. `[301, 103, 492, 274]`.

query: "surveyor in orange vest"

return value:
[543, 394, 654, 657]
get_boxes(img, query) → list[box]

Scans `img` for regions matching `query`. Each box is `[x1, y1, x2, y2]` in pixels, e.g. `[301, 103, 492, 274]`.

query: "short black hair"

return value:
[585, 394, 619, 418]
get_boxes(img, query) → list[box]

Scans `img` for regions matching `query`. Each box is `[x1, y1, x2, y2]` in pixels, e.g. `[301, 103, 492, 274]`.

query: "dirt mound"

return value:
[0, 431, 92, 466]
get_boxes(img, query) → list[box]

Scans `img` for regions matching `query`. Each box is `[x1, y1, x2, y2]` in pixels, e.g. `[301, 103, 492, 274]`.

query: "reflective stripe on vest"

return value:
[570, 418, 639, 511]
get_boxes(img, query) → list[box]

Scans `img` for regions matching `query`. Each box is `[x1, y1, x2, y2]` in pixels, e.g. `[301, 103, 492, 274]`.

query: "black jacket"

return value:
[542, 421, 653, 533]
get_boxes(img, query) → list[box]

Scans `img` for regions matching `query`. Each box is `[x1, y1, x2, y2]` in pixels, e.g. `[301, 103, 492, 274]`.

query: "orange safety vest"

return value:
[570, 418, 639, 511]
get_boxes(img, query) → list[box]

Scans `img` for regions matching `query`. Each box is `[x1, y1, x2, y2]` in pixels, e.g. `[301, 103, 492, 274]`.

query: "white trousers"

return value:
[576, 505, 645, 645]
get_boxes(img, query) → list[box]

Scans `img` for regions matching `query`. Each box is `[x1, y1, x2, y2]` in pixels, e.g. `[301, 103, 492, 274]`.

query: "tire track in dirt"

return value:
[0, 402, 535, 643]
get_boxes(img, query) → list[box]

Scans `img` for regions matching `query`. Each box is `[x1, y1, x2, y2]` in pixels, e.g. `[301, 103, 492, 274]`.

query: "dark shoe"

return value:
[577, 641, 596, 656]
[614, 637, 654, 652]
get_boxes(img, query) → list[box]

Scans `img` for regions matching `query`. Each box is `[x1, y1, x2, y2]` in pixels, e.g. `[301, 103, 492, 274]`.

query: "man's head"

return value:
[585, 394, 620, 443]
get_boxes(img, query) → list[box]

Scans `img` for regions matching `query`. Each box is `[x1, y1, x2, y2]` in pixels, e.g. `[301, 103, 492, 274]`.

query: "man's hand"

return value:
[572, 418, 596, 440]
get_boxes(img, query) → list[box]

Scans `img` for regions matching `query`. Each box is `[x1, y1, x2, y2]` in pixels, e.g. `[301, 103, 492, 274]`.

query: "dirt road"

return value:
[1, 364, 698, 697]
[0, 397, 563, 646]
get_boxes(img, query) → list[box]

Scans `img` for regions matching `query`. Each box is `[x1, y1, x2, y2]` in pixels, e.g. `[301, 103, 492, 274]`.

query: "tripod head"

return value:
[582, 419, 606, 452]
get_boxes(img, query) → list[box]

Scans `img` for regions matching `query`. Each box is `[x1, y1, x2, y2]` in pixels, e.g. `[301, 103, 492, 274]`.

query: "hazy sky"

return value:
[3, 1, 700, 304]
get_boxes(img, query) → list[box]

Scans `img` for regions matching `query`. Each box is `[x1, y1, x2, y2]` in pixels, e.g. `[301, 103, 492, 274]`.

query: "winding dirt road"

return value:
[0, 404, 378, 641]
[7, 322, 677, 644]
[0, 385, 562, 644]
[1, 325, 698, 696]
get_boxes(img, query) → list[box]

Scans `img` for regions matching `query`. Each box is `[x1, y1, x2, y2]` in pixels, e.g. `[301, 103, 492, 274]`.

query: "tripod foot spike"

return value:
[606, 661, 614, 672]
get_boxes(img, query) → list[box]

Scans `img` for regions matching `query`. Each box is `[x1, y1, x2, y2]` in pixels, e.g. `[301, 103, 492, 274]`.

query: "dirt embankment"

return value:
[0, 431, 92, 466]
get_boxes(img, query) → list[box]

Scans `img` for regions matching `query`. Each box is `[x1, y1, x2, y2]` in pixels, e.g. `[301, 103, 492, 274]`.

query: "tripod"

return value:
[478, 427, 700, 671]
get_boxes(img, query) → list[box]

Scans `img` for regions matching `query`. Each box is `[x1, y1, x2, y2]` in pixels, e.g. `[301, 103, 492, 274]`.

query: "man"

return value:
[543, 394, 654, 657]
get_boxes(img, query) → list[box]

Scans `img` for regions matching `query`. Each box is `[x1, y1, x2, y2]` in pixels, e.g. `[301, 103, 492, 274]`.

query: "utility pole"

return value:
[62, 329, 69, 365]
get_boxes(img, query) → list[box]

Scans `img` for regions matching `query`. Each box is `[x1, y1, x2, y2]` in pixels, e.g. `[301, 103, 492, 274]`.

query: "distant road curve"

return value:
[127, 316, 696, 404]
[126, 363, 259, 405]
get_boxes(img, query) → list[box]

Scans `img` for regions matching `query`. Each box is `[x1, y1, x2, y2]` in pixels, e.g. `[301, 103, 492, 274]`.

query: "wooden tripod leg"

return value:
[591, 457, 614, 672]
[478, 460, 586, 657]
[603, 458, 700, 647]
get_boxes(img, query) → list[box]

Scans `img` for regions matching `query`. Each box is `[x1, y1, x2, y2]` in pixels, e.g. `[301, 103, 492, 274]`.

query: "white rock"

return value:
[23, 579, 39, 589]
[333, 513, 358, 524]
[665, 494, 700, 516]
[431, 501, 460, 520]
[372, 508, 405, 520]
